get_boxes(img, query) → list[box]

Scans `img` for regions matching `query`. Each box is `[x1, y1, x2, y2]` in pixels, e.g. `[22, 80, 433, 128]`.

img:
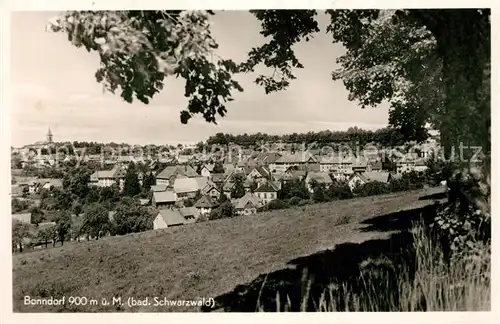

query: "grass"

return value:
[13, 188, 455, 312]
[259, 224, 491, 312]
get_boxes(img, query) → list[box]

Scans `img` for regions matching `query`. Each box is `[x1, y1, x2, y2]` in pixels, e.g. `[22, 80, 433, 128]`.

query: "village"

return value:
[11, 127, 440, 250]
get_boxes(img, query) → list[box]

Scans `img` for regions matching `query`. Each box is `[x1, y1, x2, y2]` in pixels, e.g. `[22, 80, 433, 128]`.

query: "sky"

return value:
[10, 11, 390, 147]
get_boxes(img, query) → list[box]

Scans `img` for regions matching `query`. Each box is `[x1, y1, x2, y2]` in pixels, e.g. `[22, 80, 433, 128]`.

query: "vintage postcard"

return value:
[1, 1, 496, 323]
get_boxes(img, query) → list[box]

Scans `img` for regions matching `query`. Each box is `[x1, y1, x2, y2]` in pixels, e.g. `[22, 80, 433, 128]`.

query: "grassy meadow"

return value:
[13, 188, 488, 312]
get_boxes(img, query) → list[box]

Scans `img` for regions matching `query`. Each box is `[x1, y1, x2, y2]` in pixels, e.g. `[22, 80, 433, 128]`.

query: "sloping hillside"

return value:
[13, 189, 444, 312]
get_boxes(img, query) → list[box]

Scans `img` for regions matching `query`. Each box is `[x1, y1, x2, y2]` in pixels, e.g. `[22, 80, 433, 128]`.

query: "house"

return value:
[243, 179, 255, 192]
[194, 195, 220, 216]
[319, 155, 355, 181]
[27, 179, 38, 194]
[285, 166, 307, 180]
[235, 160, 248, 173]
[36, 178, 63, 191]
[369, 160, 383, 172]
[351, 157, 370, 173]
[211, 173, 226, 186]
[173, 176, 209, 200]
[270, 151, 318, 173]
[201, 182, 221, 199]
[223, 163, 236, 175]
[151, 184, 168, 192]
[90, 165, 126, 189]
[200, 164, 215, 178]
[152, 190, 177, 208]
[12, 213, 32, 224]
[153, 209, 187, 230]
[272, 172, 294, 183]
[319, 154, 352, 172]
[234, 192, 263, 216]
[396, 154, 425, 174]
[222, 182, 234, 199]
[139, 198, 151, 206]
[348, 171, 393, 191]
[254, 181, 280, 204]
[179, 207, 200, 223]
[248, 152, 282, 167]
[305, 172, 334, 193]
[414, 159, 428, 173]
[156, 165, 198, 186]
[247, 166, 272, 184]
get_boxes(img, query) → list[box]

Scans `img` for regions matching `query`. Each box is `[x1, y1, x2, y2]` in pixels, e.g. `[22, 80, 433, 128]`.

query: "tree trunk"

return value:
[45, 239, 48, 248]
[19, 243, 23, 253]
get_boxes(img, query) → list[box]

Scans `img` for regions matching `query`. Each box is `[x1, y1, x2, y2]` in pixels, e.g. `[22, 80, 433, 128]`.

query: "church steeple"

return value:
[47, 127, 53, 143]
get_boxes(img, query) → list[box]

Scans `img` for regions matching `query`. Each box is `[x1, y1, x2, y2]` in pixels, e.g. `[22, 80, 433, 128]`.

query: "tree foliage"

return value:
[311, 182, 330, 203]
[142, 171, 156, 192]
[81, 203, 110, 240]
[353, 181, 390, 197]
[47, 10, 242, 124]
[212, 162, 224, 174]
[48, 9, 490, 152]
[54, 211, 72, 246]
[62, 166, 91, 200]
[29, 206, 45, 225]
[112, 197, 154, 235]
[12, 198, 31, 214]
[206, 127, 404, 147]
[123, 162, 141, 196]
[209, 201, 236, 220]
[12, 220, 35, 253]
[230, 177, 245, 199]
[280, 179, 310, 200]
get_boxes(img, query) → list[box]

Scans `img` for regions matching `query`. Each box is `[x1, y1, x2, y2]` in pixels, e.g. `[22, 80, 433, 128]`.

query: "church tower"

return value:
[46, 127, 53, 143]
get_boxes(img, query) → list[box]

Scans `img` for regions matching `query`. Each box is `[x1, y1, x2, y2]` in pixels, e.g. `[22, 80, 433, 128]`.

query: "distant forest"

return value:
[22, 126, 429, 156]
[206, 126, 424, 148]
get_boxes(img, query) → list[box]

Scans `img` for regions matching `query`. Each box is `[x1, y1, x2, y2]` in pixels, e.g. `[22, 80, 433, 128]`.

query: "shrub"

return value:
[265, 199, 290, 211]
[328, 181, 354, 200]
[334, 214, 352, 226]
[209, 202, 236, 220]
[353, 181, 389, 197]
[434, 166, 490, 255]
[297, 199, 310, 207]
[195, 214, 209, 223]
[12, 198, 31, 213]
[288, 196, 302, 206]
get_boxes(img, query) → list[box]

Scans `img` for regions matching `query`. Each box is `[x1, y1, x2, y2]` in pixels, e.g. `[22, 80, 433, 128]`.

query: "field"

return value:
[13, 188, 445, 312]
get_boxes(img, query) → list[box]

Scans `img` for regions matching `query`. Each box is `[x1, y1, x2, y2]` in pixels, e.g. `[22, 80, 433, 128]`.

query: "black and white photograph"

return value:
[3, 2, 494, 318]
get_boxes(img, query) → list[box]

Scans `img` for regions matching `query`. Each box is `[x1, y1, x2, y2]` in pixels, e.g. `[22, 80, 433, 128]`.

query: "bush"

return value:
[12, 198, 31, 213]
[209, 202, 236, 220]
[265, 199, 290, 211]
[328, 181, 354, 200]
[434, 166, 491, 255]
[288, 196, 302, 206]
[353, 181, 389, 197]
[195, 214, 209, 223]
[297, 199, 310, 207]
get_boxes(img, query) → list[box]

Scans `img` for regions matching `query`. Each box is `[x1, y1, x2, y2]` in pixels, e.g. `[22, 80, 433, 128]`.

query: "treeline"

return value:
[206, 127, 415, 148]
[264, 171, 428, 212]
